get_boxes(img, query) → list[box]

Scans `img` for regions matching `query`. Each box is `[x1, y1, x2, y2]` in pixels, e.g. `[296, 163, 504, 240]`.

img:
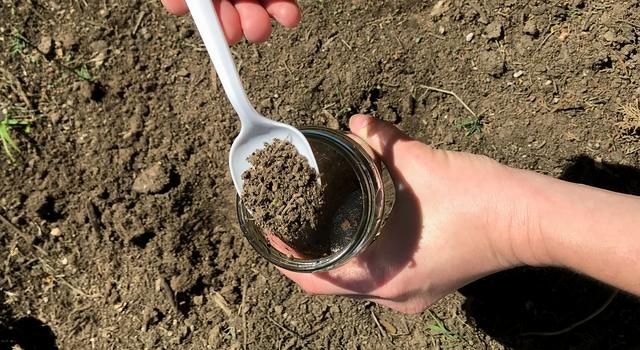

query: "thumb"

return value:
[348, 115, 421, 178]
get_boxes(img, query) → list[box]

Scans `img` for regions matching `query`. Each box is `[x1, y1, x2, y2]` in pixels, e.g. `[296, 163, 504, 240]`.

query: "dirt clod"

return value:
[132, 163, 171, 194]
[477, 51, 505, 76]
[523, 19, 540, 36]
[242, 139, 323, 242]
[484, 21, 503, 40]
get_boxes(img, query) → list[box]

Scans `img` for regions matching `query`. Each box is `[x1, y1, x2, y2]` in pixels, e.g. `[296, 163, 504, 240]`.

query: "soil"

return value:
[241, 139, 323, 243]
[1, 0, 640, 349]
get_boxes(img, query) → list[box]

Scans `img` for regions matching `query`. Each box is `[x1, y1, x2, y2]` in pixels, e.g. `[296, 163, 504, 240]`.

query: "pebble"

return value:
[50, 227, 62, 237]
[274, 305, 284, 315]
[37, 36, 53, 55]
[603, 30, 616, 43]
[443, 133, 455, 145]
[465, 32, 475, 42]
[438, 26, 446, 35]
[513, 70, 525, 78]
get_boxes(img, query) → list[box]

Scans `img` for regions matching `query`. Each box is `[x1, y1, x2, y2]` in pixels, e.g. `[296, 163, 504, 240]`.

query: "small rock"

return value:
[430, 0, 451, 17]
[37, 36, 53, 55]
[438, 26, 446, 35]
[380, 319, 397, 335]
[49, 112, 61, 124]
[50, 227, 62, 237]
[477, 51, 505, 77]
[89, 40, 108, 54]
[326, 115, 340, 129]
[193, 295, 204, 306]
[443, 133, 455, 145]
[123, 116, 143, 140]
[132, 163, 172, 194]
[513, 70, 525, 78]
[465, 32, 475, 42]
[274, 305, 284, 315]
[603, 30, 616, 43]
[484, 21, 503, 40]
[259, 98, 273, 110]
[523, 19, 539, 36]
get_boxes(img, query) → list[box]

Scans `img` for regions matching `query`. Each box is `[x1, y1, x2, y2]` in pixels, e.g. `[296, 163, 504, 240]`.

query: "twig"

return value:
[266, 315, 301, 339]
[212, 292, 232, 317]
[534, 28, 556, 55]
[132, 12, 146, 36]
[370, 309, 387, 339]
[240, 281, 248, 350]
[85, 201, 101, 237]
[159, 277, 178, 313]
[340, 38, 352, 51]
[521, 289, 619, 336]
[616, 19, 640, 29]
[418, 85, 477, 118]
[0, 68, 33, 110]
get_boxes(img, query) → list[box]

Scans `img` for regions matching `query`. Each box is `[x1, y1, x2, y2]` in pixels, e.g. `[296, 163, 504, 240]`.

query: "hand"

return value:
[161, 0, 301, 44]
[279, 115, 545, 314]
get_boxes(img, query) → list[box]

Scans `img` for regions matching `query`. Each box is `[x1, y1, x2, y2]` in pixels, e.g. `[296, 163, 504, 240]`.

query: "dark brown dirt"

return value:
[1, 0, 640, 349]
[241, 139, 323, 243]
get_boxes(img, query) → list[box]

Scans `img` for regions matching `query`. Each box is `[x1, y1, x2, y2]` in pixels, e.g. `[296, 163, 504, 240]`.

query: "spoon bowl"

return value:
[186, 0, 319, 195]
[230, 116, 318, 195]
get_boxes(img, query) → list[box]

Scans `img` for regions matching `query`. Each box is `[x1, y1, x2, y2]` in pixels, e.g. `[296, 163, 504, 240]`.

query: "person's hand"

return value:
[161, 0, 301, 44]
[279, 115, 549, 313]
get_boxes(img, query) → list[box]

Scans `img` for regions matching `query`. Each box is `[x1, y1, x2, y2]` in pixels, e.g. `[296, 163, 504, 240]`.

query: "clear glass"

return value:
[236, 127, 393, 272]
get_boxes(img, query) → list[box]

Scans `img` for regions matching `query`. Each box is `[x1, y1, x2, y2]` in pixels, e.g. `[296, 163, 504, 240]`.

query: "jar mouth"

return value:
[236, 127, 385, 272]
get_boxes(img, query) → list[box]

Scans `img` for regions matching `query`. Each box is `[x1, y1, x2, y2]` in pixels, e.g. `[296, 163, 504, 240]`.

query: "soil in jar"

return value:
[242, 137, 364, 257]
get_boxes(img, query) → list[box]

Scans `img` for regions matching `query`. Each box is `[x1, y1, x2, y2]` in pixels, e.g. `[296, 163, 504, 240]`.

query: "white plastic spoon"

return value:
[186, 0, 319, 195]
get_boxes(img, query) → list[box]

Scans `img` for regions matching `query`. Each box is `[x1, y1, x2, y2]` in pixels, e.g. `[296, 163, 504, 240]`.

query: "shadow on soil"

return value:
[0, 293, 58, 350]
[460, 155, 640, 350]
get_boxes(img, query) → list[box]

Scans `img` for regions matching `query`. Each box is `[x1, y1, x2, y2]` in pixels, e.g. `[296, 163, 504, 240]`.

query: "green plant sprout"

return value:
[76, 65, 93, 81]
[10, 30, 27, 56]
[454, 116, 483, 136]
[0, 109, 36, 161]
[426, 310, 459, 340]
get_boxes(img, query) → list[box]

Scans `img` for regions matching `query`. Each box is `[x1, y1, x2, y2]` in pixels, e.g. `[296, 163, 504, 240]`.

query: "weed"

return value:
[0, 108, 36, 162]
[10, 30, 27, 56]
[335, 106, 352, 119]
[454, 116, 483, 136]
[76, 65, 93, 81]
[427, 310, 459, 340]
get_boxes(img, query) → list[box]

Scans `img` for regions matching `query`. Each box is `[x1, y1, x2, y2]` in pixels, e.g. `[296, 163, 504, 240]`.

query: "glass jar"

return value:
[236, 126, 394, 272]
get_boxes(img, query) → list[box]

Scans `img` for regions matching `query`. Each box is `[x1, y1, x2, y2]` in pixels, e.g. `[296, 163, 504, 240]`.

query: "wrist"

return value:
[485, 166, 556, 269]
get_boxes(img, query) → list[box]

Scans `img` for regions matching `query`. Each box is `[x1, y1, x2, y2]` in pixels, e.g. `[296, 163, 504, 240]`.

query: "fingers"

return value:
[162, 0, 300, 44]
[161, 0, 188, 15]
[261, 0, 301, 28]
[215, 0, 244, 44]
[233, 0, 273, 43]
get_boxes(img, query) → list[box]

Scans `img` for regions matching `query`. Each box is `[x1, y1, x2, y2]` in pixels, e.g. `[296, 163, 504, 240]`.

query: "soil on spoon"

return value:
[241, 139, 324, 242]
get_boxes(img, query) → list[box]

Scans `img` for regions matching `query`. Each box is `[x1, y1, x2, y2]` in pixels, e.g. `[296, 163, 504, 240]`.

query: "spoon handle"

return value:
[186, 0, 259, 126]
